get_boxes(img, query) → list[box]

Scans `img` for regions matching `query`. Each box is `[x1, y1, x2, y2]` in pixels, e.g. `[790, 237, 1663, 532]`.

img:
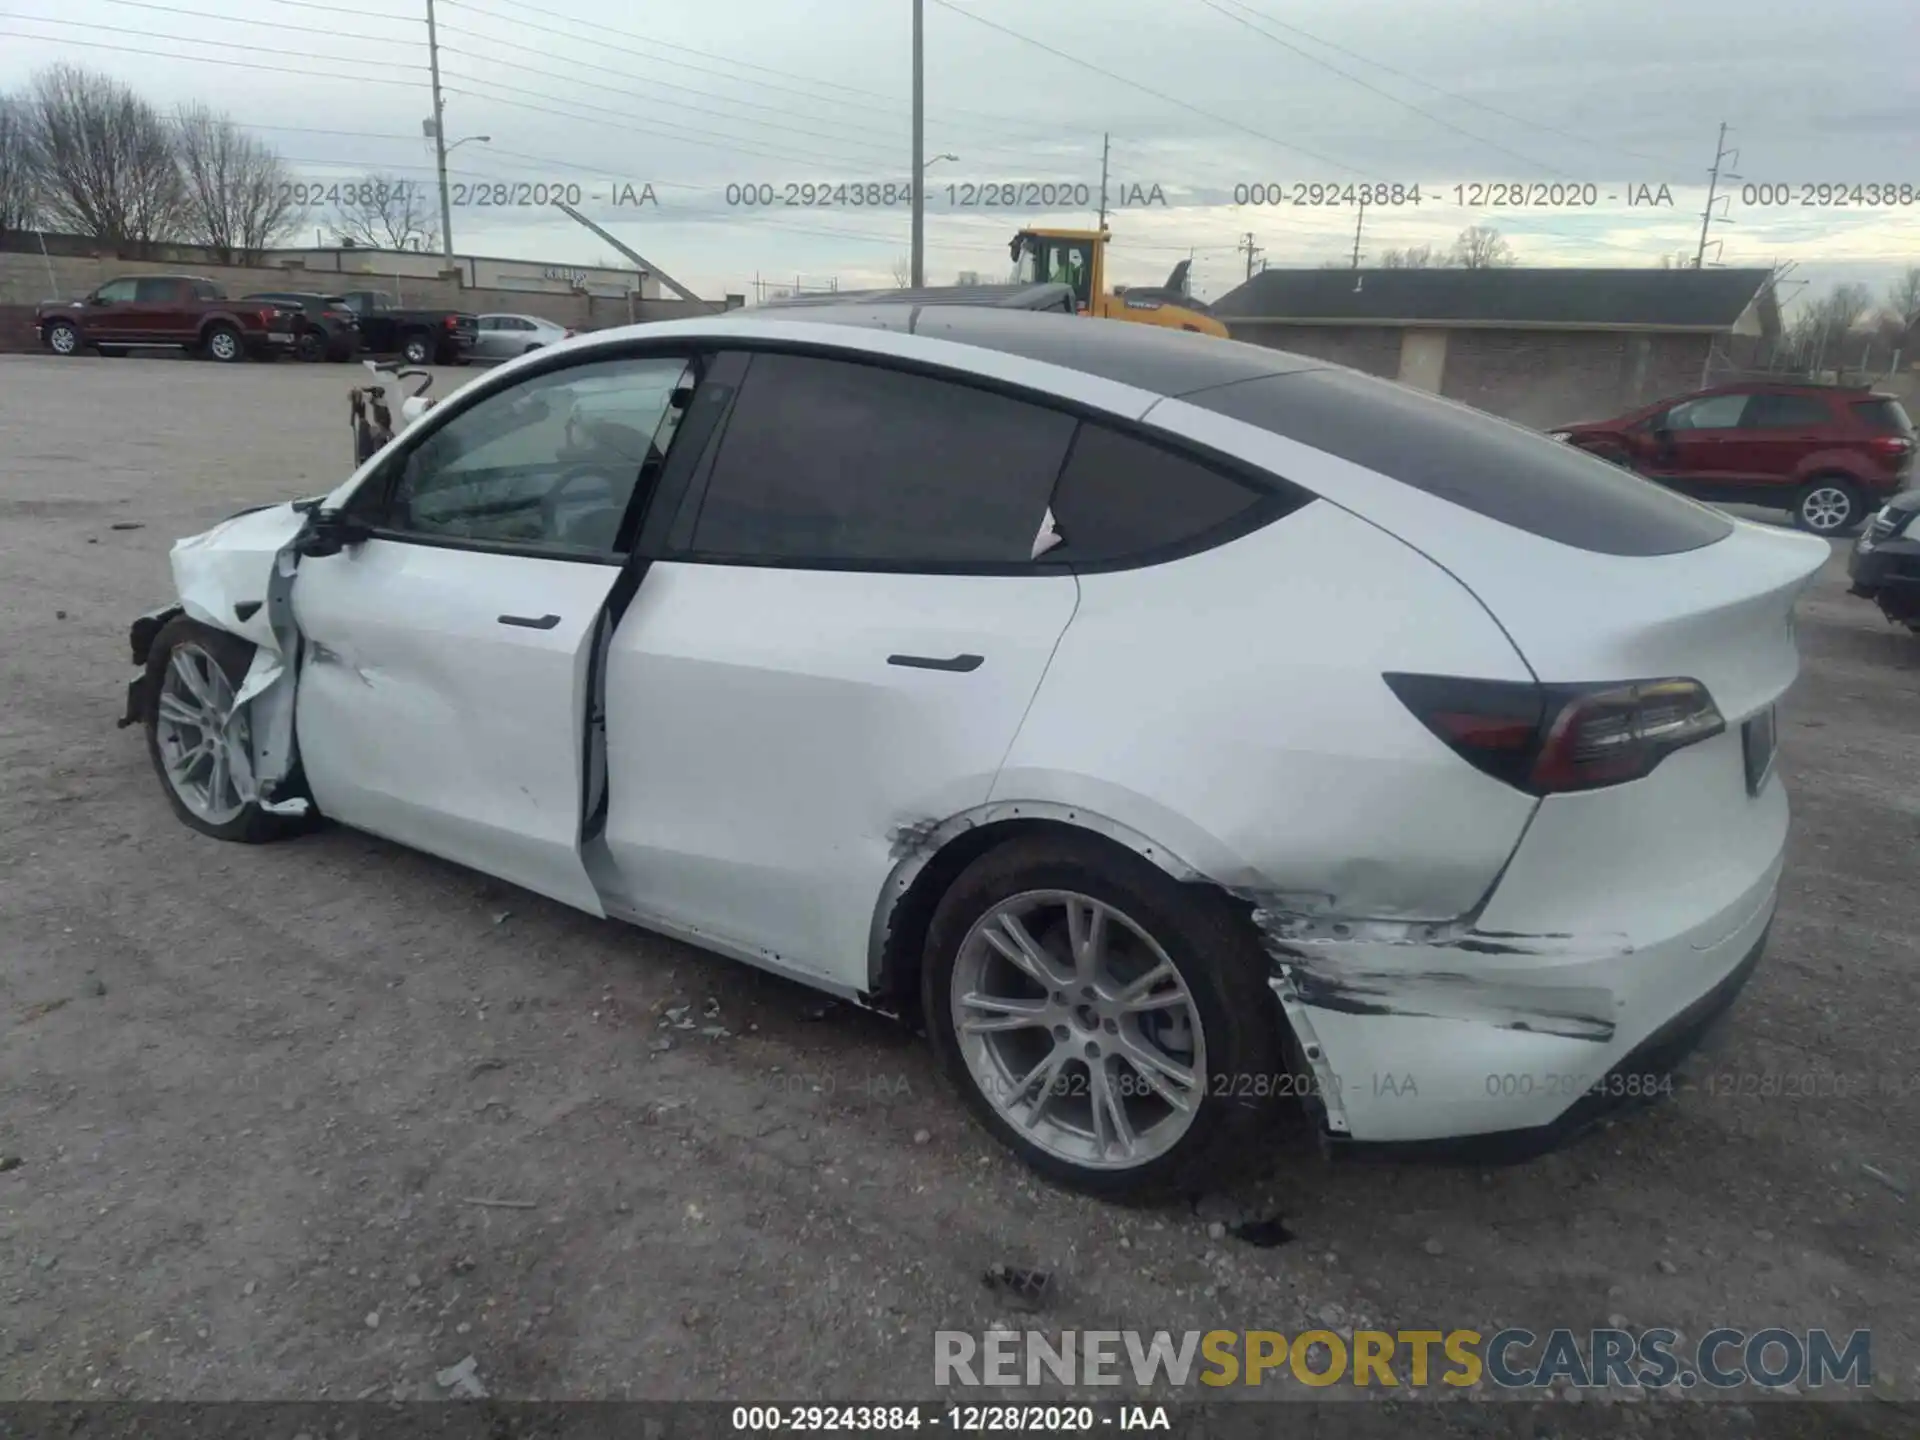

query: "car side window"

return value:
[1665, 394, 1750, 430]
[135, 279, 183, 303]
[478, 317, 499, 331]
[687, 352, 1076, 565]
[1742, 393, 1832, 429]
[1047, 423, 1273, 565]
[95, 279, 139, 303]
[374, 354, 695, 557]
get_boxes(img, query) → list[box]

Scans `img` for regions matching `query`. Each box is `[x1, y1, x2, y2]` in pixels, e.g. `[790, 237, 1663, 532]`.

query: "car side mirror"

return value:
[294, 509, 372, 558]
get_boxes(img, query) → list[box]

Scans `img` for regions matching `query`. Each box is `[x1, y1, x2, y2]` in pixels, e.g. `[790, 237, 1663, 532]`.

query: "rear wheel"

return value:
[401, 333, 433, 366]
[295, 329, 325, 362]
[203, 324, 245, 363]
[923, 835, 1284, 1199]
[1793, 477, 1864, 536]
[143, 617, 304, 844]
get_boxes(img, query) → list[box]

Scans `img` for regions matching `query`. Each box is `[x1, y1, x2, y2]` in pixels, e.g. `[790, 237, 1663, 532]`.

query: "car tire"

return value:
[1792, 477, 1864, 536]
[401, 333, 433, 366]
[295, 330, 325, 362]
[142, 616, 307, 845]
[45, 320, 84, 356]
[524, 342, 544, 355]
[203, 324, 245, 363]
[922, 833, 1285, 1200]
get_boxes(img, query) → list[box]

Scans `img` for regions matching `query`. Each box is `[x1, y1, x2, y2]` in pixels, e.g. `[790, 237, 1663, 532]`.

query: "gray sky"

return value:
[4, 0, 1916, 306]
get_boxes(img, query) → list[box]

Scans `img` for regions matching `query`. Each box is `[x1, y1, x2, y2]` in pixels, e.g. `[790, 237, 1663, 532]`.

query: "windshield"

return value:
[1014, 235, 1094, 309]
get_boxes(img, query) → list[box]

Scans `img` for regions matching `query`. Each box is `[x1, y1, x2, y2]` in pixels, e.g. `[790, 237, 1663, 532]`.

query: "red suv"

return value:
[1552, 383, 1915, 535]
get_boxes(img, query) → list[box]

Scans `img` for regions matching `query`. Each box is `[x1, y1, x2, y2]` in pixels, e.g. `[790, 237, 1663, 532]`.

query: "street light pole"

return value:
[425, 0, 453, 259]
[910, 0, 924, 287]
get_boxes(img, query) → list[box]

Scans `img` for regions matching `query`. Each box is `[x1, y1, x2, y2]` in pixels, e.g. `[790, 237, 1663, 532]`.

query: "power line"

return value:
[436, 30, 912, 169]
[923, 0, 1377, 179]
[442, 0, 1108, 150]
[265, 0, 424, 17]
[1195, 0, 1576, 180]
[89, 0, 424, 44]
[1210, 0, 1692, 170]
[7, 13, 421, 68]
[0, 27, 426, 86]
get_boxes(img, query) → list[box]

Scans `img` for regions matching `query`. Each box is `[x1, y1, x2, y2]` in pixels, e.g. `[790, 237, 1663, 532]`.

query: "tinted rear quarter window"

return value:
[691, 352, 1077, 564]
[1185, 368, 1734, 556]
[1049, 423, 1275, 565]
[1852, 398, 1915, 435]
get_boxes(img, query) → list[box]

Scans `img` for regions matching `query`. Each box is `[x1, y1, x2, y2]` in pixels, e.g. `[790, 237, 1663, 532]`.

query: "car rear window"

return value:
[1182, 368, 1734, 556]
[1852, 398, 1915, 435]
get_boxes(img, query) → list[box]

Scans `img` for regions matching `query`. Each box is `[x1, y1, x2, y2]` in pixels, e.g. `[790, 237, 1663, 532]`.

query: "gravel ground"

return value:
[0, 354, 1915, 1425]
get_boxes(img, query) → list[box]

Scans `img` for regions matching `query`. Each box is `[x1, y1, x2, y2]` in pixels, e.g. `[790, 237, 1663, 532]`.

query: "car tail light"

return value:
[1384, 673, 1726, 795]
[1868, 435, 1913, 458]
[255, 308, 276, 325]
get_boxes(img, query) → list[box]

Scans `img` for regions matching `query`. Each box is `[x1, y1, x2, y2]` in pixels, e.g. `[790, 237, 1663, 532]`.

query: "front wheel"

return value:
[1793, 478, 1864, 536]
[143, 617, 304, 844]
[45, 320, 83, 356]
[922, 835, 1284, 1199]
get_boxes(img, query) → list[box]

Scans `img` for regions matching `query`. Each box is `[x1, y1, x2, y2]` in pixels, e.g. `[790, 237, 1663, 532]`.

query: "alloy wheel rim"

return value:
[52, 327, 75, 353]
[211, 332, 238, 360]
[153, 644, 250, 824]
[1803, 487, 1851, 531]
[950, 890, 1207, 1170]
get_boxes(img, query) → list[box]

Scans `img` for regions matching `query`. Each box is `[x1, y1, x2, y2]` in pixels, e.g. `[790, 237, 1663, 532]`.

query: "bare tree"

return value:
[1784, 282, 1877, 374]
[0, 93, 42, 245]
[1883, 265, 1920, 355]
[25, 64, 184, 250]
[1450, 225, 1515, 269]
[174, 104, 297, 263]
[328, 172, 439, 251]
[1378, 243, 1439, 269]
[890, 252, 912, 287]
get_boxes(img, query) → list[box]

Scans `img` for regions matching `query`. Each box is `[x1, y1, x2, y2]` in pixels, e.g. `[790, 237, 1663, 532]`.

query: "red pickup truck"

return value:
[35, 276, 298, 363]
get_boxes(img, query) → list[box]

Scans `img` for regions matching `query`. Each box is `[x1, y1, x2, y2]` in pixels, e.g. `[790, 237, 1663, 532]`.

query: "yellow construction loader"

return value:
[1010, 227, 1229, 337]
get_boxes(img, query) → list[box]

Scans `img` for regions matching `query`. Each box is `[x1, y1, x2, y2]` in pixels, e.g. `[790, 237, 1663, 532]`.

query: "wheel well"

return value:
[870, 816, 1220, 1015]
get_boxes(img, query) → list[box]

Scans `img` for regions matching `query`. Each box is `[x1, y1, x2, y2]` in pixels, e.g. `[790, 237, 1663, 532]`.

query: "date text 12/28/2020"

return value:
[279, 180, 660, 209]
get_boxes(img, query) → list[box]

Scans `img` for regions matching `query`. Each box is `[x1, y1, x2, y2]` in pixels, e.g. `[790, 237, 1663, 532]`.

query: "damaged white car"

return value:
[119, 308, 1828, 1197]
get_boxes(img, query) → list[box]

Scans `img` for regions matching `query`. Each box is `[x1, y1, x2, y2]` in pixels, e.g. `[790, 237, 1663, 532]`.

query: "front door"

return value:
[597, 348, 1082, 988]
[1645, 391, 1751, 496]
[292, 349, 697, 913]
[84, 278, 141, 342]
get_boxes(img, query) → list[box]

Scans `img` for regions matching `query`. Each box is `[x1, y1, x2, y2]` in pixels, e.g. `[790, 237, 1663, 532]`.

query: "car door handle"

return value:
[498, 613, 561, 630]
[887, 653, 983, 672]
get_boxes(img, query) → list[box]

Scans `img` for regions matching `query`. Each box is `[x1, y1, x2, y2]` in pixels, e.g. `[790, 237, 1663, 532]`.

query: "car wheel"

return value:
[203, 324, 245, 363]
[295, 330, 325, 362]
[143, 617, 305, 844]
[524, 342, 544, 355]
[923, 834, 1284, 1199]
[1793, 477, 1864, 536]
[401, 334, 432, 366]
[46, 320, 83, 356]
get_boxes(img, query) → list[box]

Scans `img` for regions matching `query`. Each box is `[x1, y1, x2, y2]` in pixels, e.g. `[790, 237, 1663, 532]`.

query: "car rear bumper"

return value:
[1847, 533, 1920, 592]
[1272, 803, 1785, 1155]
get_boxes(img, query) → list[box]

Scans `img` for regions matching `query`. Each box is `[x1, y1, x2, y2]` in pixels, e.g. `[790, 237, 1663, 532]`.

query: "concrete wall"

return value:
[1227, 319, 1714, 427]
[0, 251, 724, 353]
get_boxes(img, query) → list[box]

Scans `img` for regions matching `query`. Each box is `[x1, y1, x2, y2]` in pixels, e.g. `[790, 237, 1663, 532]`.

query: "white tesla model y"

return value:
[119, 306, 1828, 1197]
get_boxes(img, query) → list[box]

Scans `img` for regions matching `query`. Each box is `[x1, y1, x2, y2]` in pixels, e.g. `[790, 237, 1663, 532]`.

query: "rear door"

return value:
[1736, 390, 1836, 488]
[595, 348, 1081, 989]
[292, 349, 697, 913]
[133, 278, 192, 342]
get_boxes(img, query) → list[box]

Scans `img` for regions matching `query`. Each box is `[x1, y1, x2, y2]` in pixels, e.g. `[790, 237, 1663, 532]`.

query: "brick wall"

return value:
[1440, 329, 1710, 428]
[1228, 321, 1404, 378]
[0, 251, 721, 353]
[1226, 317, 1715, 427]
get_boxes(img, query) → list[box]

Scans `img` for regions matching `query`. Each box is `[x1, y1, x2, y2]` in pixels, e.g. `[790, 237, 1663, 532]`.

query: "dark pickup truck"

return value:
[35, 276, 297, 362]
[337, 290, 478, 366]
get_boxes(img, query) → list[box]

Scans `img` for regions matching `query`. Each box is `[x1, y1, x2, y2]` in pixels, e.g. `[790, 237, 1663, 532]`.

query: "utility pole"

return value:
[1694, 121, 1736, 269]
[1350, 197, 1366, 269]
[1096, 132, 1110, 232]
[1239, 231, 1263, 281]
[910, 0, 925, 287]
[425, 0, 454, 260]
